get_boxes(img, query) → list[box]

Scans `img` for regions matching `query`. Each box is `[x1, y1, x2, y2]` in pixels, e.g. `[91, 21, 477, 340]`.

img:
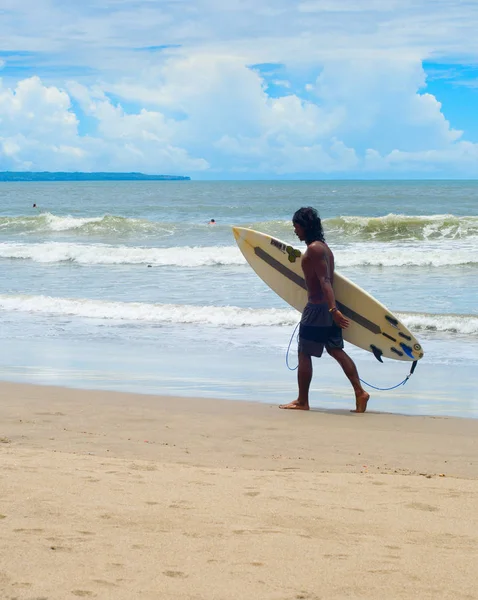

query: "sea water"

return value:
[1, 180, 477, 417]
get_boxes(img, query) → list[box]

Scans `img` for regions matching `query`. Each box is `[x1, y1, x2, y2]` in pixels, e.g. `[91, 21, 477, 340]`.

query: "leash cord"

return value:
[285, 321, 417, 390]
[358, 375, 411, 391]
[285, 321, 300, 370]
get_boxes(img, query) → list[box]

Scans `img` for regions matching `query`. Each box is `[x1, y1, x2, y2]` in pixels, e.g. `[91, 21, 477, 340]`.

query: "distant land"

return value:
[0, 172, 190, 182]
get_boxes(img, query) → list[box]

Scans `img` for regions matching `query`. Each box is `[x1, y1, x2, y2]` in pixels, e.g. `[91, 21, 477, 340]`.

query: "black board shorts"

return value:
[298, 302, 344, 358]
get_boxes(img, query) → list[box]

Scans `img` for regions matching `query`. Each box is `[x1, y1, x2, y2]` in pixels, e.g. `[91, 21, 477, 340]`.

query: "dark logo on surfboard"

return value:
[270, 238, 287, 253]
[270, 238, 301, 262]
[286, 246, 301, 263]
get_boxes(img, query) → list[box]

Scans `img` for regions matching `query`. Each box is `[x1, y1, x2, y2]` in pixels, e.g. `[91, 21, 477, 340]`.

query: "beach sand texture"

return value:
[1, 381, 478, 599]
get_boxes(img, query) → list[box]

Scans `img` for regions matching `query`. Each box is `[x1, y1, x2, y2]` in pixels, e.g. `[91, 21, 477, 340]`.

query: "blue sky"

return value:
[1, 0, 478, 178]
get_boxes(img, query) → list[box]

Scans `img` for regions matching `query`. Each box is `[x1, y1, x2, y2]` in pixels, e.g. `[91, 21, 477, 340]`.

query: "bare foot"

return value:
[351, 391, 370, 413]
[279, 400, 309, 410]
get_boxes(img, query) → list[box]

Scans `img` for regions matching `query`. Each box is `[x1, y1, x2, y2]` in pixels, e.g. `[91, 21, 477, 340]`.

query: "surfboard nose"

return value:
[232, 226, 242, 241]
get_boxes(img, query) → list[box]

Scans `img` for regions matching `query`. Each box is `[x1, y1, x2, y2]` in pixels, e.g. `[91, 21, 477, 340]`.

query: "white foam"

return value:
[335, 241, 478, 267]
[398, 312, 478, 336]
[0, 294, 298, 327]
[327, 214, 478, 241]
[0, 242, 245, 267]
[1, 240, 477, 268]
[0, 213, 168, 234]
[43, 214, 105, 231]
[0, 294, 476, 335]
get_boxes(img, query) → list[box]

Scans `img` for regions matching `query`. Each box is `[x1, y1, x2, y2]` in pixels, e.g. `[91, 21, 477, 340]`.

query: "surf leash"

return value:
[286, 322, 419, 390]
[358, 360, 418, 391]
[285, 321, 300, 370]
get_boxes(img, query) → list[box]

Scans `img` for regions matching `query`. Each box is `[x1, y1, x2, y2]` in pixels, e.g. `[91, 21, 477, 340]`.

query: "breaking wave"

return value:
[2, 213, 478, 242]
[0, 243, 244, 266]
[1, 241, 477, 268]
[0, 294, 477, 335]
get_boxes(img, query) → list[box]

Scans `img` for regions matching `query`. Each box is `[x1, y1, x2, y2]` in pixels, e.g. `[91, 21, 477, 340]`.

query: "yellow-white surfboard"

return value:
[233, 227, 423, 363]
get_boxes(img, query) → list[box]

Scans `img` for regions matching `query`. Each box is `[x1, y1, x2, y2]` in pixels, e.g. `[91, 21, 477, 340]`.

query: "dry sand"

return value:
[1, 381, 478, 600]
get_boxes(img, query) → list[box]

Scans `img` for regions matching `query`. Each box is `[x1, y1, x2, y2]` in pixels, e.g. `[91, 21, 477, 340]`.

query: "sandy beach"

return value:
[1, 381, 478, 600]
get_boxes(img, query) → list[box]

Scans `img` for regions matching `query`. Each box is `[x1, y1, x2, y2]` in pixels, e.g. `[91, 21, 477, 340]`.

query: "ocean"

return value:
[1, 180, 477, 417]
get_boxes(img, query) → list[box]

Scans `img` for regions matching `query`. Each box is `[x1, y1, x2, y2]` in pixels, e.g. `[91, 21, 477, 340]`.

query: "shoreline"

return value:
[2, 374, 478, 421]
[1, 338, 477, 420]
[1, 380, 478, 599]
[2, 379, 478, 477]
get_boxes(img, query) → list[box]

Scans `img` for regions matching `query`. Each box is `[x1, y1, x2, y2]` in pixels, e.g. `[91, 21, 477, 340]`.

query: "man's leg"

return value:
[279, 352, 312, 410]
[326, 347, 370, 412]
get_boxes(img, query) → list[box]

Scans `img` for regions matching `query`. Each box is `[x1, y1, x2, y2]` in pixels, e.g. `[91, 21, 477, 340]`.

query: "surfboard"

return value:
[232, 227, 424, 363]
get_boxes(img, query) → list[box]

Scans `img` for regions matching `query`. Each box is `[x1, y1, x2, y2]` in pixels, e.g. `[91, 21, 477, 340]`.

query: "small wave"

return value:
[0, 242, 245, 266]
[398, 312, 478, 336]
[0, 295, 298, 327]
[0, 294, 476, 335]
[3, 212, 477, 242]
[336, 243, 478, 267]
[1, 241, 476, 268]
[246, 215, 478, 242]
[325, 214, 478, 241]
[0, 213, 175, 236]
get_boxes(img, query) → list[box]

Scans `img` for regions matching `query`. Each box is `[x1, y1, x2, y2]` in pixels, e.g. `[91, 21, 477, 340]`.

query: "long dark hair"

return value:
[292, 207, 325, 244]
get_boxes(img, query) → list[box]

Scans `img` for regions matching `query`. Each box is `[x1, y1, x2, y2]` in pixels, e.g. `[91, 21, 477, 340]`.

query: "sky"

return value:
[1, 0, 478, 179]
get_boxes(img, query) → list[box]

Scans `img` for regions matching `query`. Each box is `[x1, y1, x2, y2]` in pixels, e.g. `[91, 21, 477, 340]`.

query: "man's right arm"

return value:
[310, 244, 349, 329]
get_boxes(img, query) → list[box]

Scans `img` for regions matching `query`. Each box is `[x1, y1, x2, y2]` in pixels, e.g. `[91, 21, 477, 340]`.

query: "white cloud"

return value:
[0, 1, 478, 176]
[1, 53, 477, 176]
[2, 0, 478, 70]
[308, 59, 463, 153]
[0, 76, 77, 141]
[0, 77, 208, 173]
[365, 142, 478, 173]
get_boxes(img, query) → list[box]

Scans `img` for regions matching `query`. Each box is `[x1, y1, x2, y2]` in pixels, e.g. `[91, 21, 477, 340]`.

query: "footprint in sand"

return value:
[129, 463, 157, 472]
[406, 502, 439, 512]
[92, 579, 118, 587]
[163, 571, 187, 578]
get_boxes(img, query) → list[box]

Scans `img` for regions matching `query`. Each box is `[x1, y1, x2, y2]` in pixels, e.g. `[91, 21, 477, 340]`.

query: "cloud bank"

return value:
[0, 0, 477, 177]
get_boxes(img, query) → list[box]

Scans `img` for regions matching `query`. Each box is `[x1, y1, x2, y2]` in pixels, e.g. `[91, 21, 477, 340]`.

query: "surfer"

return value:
[279, 207, 370, 413]
[208, 219, 216, 225]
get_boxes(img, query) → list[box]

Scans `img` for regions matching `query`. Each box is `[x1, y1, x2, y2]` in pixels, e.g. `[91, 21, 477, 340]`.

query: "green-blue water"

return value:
[1, 180, 477, 416]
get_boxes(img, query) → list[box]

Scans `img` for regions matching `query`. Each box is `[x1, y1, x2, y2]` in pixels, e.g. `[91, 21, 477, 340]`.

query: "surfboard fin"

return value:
[370, 345, 384, 363]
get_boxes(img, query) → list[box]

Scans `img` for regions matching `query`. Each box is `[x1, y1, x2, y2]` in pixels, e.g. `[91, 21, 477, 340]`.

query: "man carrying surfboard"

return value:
[279, 207, 370, 413]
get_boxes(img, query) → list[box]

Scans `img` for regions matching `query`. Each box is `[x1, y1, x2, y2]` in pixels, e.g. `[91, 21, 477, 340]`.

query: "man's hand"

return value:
[332, 309, 349, 329]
